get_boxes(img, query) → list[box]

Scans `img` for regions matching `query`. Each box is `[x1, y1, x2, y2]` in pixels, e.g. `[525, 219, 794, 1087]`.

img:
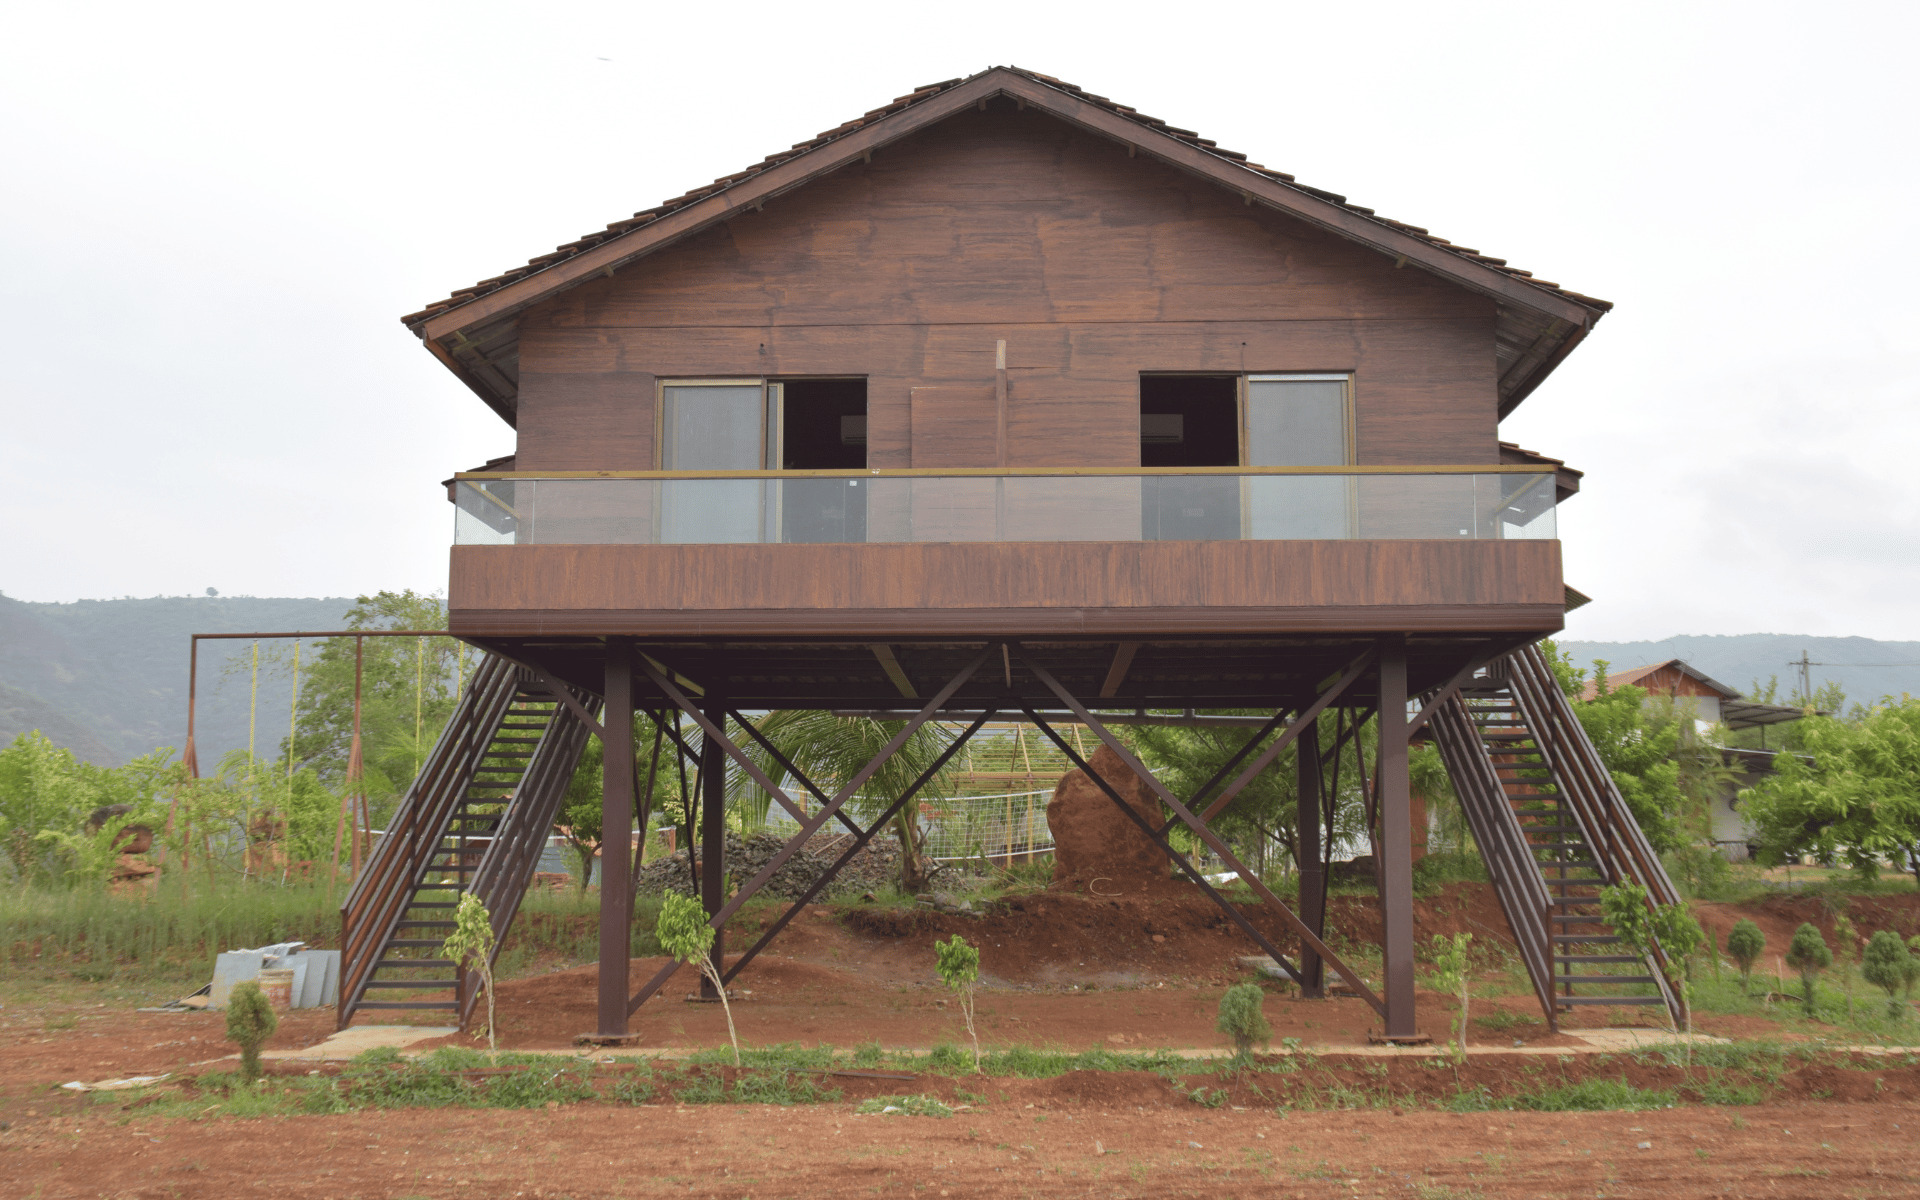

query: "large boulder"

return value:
[1047, 744, 1168, 893]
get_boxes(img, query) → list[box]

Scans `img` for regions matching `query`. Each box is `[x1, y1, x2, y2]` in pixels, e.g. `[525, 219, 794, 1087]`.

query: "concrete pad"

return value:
[262, 1025, 460, 1062]
[1566, 1028, 1730, 1051]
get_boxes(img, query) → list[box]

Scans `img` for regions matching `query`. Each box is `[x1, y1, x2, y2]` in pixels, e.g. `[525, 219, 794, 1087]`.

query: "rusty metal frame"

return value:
[717, 708, 1001, 987]
[1010, 648, 1385, 1018]
[622, 644, 998, 1013]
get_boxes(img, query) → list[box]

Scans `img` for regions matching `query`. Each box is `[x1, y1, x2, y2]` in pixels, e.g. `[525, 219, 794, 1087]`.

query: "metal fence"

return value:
[757, 788, 1056, 863]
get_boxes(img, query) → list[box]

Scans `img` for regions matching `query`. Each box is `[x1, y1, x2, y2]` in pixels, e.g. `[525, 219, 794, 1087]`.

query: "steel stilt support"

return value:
[1296, 715, 1325, 999]
[1377, 636, 1418, 1040]
[596, 639, 636, 1039]
[699, 695, 727, 999]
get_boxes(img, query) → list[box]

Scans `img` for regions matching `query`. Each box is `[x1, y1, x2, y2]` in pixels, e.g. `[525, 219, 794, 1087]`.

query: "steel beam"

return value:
[1376, 637, 1418, 1039]
[1296, 715, 1325, 999]
[596, 640, 635, 1037]
[623, 648, 995, 1014]
[699, 696, 727, 999]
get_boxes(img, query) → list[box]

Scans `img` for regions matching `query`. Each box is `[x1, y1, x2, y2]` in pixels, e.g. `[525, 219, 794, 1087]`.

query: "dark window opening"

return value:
[1140, 375, 1238, 467]
[780, 379, 867, 469]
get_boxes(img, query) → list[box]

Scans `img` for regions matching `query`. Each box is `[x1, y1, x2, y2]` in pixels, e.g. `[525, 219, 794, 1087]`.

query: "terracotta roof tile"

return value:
[401, 66, 1611, 328]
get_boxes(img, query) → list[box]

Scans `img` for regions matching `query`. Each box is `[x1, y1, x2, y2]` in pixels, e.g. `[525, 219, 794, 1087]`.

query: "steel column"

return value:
[699, 695, 727, 999]
[597, 639, 636, 1037]
[1296, 715, 1325, 999]
[1376, 636, 1418, 1039]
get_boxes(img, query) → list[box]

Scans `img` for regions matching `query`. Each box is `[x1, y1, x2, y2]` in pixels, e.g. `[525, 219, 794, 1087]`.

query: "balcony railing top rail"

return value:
[454, 464, 1554, 480]
[454, 470, 1557, 547]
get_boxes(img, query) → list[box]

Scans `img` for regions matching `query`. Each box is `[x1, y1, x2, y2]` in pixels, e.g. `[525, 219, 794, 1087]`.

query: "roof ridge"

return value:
[402, 66, 1610, 328]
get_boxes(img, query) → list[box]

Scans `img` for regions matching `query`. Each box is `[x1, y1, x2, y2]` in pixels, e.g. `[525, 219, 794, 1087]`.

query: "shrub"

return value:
[1425, 931, 1472, 1065]
[1862, 930, 1919, 1020]
[1215, 982, 1272, 1062]
[1785, 923, 1832, 1016]
[1726, 919, 1766, 996]
[225, 980, 278, 1084]
[935, 934, 981, 1072]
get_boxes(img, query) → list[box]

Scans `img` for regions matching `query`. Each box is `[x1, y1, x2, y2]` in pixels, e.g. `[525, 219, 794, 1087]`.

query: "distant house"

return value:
[1581, 659, 1809, 859]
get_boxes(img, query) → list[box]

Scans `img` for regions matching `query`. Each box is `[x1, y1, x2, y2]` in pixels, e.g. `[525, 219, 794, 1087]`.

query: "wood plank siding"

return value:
[510, 106, 1498, 473]
[447, 540, 1562, 638]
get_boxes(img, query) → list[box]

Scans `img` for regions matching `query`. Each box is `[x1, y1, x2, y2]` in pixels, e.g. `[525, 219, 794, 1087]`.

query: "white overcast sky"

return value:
[5, 0, 1916, 642]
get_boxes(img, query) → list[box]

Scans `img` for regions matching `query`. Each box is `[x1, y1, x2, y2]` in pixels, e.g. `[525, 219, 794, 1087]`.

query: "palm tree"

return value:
[744, 711, 955, 893]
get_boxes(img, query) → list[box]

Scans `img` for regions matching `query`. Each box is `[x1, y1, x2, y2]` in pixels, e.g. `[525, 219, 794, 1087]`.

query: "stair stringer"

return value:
[456, 688, 602, 1028]
[1429, 692, 1562, 1028]
[1501, 645, 1685, 1027]
[338, 653, 522, 1028]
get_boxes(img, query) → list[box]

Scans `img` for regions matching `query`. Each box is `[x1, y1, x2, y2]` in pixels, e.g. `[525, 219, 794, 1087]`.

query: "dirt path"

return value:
[4, 1096, 1914, 1198]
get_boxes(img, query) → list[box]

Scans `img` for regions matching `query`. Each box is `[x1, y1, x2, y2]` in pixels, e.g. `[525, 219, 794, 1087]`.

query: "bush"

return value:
[1862, 930, 1919, 1020]
[1215, 982, 1271, 1060]
[225, 980, 278, 1084]
[1786, 923, 1832, 1016]
[1726, 919, 1766, 996]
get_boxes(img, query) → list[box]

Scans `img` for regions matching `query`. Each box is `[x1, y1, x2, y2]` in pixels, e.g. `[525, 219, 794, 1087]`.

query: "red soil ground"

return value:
[6, 881, 1920, 1197]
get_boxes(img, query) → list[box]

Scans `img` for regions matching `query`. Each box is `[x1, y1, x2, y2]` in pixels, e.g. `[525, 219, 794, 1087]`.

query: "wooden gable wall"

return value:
[512, 102, 1500, 472]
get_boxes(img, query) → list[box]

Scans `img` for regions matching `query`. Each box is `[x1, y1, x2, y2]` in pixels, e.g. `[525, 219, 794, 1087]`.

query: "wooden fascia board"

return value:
[992, 74, 1599, 329]
[418, 75, 1011, 344]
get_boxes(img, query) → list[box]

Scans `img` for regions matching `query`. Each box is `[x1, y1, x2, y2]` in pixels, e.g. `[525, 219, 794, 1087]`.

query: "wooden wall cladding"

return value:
[909, 386, 997, 466]
[449, 540, 1561, 637]
[516, 370, 656, 471]
[514, 104, 1500, 471]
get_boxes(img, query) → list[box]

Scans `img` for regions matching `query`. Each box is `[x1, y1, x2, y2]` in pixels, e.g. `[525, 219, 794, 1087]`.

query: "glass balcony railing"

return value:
[453, 471, 1556, 547]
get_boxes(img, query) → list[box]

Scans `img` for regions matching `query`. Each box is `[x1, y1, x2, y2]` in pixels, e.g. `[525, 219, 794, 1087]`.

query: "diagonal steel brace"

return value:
[625, 647, 996, 1013]
[1015, 650, 1386, 1018]
[716, 708, 1001, 987]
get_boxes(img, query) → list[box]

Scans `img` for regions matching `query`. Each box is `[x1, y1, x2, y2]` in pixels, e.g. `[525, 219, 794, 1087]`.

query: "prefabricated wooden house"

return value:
[342, 67, 1685, 1041]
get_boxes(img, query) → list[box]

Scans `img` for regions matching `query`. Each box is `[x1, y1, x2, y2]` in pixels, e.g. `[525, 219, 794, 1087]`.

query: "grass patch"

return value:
[857, 1094, 953, 1117]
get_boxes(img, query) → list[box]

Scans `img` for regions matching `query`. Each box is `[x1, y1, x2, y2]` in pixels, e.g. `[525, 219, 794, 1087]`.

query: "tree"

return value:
[746, 711, 955, 893]
[1599, 880, 1702, 1037]
[1786, 923, 1832, 1016]
[656, 891, 740, 1065]
[558, 709, 681, 891]
[1425, 931, 1473, 1065]
[441, 892, 500, 1058]
[1726, 919, 1767, 996]
[1541, 645, 1685, 852]
[935, 934, 982, 1072]
[225, 980, 278, 1084]
[0, 732, 177, 886]
[266, 592, 465, 824]
[1862, 930, 1918, 1020]
[1739, 697, 1920, 889]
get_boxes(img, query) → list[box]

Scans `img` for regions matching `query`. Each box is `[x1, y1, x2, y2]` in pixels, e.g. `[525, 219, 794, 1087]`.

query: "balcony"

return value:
[452, 469, 1557, 546]
[446, 469, 1564, 641]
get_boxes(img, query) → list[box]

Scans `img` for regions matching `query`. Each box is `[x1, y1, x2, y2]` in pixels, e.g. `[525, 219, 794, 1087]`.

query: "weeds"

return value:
[857, 1094, 953, 1117]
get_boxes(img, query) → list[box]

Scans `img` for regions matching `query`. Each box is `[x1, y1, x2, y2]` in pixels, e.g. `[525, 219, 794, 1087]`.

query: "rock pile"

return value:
[632, 830, 916, 900]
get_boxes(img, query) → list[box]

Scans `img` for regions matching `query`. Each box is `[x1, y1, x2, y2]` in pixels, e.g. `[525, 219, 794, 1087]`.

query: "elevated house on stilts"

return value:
[340, 67, 1684, 1042]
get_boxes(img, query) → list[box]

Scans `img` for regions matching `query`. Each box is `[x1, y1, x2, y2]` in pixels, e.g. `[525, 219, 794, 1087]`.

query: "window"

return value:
[1138, 373, 1353, 540]
[656, 378, 868, 543]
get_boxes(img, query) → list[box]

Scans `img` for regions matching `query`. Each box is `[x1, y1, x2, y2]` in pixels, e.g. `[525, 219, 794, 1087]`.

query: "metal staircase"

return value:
[1429, 643, 1682, 1030]
[338, 654, 599, 1029]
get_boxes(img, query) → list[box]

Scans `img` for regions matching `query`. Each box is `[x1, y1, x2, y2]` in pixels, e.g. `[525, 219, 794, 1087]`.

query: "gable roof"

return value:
[1581, 660, 1742, 702]
[407, 66, 1612, 428]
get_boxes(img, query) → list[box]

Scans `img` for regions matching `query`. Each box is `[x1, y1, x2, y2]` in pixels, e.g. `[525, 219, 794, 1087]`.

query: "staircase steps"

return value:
[1428, 644, 1685, 1032]
[339, 656, 602, 1030]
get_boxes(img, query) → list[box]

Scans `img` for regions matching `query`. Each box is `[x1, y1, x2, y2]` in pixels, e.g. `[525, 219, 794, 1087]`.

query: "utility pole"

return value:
[1793, 650, 1815, 709]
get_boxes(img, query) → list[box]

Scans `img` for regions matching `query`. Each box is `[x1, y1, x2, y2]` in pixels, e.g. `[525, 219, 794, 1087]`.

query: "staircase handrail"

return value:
[337, 654, 521, 1027]
[457, 689, 602, 1026]
[1500, 644, 1684, 1023]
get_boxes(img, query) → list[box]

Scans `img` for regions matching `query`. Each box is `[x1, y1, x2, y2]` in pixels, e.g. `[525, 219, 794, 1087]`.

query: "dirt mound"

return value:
[1693, 889, 1920, 970]
[632, 830, 910, 900]
[1046, 744, 1172, 894]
